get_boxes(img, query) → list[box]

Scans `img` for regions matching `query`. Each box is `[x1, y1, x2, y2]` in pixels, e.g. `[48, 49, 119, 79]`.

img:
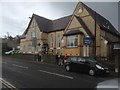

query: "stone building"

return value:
[20, 2, 120, 60]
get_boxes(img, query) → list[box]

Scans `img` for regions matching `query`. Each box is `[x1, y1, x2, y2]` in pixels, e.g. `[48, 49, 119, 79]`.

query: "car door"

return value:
[83, 61, 91, 73]
[77, 58, 86, 72]
[70, 57, 78, 71]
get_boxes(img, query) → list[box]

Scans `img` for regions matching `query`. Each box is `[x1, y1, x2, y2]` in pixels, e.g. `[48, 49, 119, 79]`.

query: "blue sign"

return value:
[84, 37, 92, 45]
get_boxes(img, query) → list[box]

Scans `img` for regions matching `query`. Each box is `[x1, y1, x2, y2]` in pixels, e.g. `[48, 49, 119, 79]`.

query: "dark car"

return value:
[64, 57, 109, 76]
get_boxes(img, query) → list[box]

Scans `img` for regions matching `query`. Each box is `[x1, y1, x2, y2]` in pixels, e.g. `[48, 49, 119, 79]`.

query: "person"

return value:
[36, 52, 39, 61]
[64, 54, 68, 64]
[38, 51, 41, 61]
[55, 52, 59, 64]
[58, 53, 63, 66]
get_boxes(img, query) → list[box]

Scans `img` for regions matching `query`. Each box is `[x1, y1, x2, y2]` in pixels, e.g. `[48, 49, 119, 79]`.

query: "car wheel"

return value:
[89, 69, 95, 76]
[65, 65, 71, 71]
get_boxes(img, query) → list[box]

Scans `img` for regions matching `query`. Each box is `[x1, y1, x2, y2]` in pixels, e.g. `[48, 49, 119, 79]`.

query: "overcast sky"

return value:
[0, 1, 119, 37]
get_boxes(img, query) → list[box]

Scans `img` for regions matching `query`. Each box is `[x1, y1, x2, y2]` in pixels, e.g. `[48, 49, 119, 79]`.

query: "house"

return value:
[20, 2, 120, 61]
[63, 2, 120, 60]
[20, 14, 71, 54]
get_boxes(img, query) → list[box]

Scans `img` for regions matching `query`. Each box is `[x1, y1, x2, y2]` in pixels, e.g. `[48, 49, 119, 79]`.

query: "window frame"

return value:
[66, 35, 78, 48]
[57, 34, 61, 48]
[50, 34, 54, 48]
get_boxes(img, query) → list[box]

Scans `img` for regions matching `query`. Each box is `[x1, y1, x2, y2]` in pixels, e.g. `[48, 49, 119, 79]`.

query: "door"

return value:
[77, 58, 90, 72]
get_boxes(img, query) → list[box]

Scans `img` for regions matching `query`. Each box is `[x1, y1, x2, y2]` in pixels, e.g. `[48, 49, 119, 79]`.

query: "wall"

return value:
[48, 30, 64, 55]
[20, 18, 48, 53]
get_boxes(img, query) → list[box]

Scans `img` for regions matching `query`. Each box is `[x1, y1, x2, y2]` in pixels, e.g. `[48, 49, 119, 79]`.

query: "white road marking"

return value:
[0, 78, 19, 90]
[38, 70, 74, 79]
[12, 64, 28, 69]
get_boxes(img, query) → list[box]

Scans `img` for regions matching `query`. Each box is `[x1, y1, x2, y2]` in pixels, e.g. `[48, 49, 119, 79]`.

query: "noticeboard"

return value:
[84, 37, 92, 45]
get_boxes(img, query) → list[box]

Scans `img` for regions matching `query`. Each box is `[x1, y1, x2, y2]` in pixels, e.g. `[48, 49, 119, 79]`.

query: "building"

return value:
[20, 14, 71, 54]
[20, 2, 120, 61]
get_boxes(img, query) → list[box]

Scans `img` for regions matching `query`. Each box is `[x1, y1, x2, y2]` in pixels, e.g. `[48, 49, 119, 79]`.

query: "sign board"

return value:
[84, 37, 92, 45]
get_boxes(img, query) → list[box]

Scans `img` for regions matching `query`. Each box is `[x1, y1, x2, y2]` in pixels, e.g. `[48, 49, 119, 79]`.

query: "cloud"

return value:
[0, 2, 119, 37]
[0, 2, 77, 37]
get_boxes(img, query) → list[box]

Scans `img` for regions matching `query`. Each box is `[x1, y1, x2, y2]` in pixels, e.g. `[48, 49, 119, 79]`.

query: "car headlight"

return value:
[96, 65, 104, 70]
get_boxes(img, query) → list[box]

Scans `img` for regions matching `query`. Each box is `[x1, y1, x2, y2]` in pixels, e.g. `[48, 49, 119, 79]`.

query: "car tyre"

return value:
[89, 69, 95, 76]
[65, 65, 71, 71]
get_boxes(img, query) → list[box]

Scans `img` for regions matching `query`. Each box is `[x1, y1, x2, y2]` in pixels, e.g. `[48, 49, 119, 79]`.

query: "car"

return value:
[5, 50, 14, 55]
[64, 57, 109, 76]
[96, 78, 120, 90]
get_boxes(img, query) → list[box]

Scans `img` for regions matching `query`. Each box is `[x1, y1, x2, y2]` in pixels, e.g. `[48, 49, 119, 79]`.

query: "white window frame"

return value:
[66, 35, 78, 48]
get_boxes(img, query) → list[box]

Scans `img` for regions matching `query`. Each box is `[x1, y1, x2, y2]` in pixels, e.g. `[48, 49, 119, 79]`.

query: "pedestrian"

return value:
[64, 54, 68, 64]
[36, 52, 39, 61]
[58, 53, 63, 66]
[55, 52, 59, 64]
[38, 51, 41, 61]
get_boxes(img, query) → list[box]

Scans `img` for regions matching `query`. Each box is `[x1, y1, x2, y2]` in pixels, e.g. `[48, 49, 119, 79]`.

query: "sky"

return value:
[0, 1, 119, 37]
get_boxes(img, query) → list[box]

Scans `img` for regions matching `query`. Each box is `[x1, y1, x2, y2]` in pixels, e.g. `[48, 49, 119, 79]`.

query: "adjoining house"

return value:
[20, 14, 71, 54]
[20, 2, 120, 61]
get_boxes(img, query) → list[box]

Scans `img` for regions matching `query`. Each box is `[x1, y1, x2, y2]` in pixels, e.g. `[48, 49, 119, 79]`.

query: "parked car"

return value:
[64, 57, 109, 76]
[5, 49, 14, 55]
[96, 78, 119, 90]
[5, 49, 20, 55]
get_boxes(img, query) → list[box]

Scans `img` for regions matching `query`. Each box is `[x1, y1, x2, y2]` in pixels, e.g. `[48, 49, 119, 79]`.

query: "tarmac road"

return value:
[2, 56, 117, 89]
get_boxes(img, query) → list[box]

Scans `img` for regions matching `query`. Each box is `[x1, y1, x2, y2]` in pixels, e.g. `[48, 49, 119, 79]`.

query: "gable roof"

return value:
[23, 2, 120, 40]
[34, 14, 52, 33]
[81, 2, 120, 38]
[23, 14, 72, 35]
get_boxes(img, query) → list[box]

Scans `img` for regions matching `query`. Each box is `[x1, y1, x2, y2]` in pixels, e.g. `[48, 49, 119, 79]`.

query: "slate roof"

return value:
[63, 29, 84, 36]
[23, 2, 120, 39]
[82, 3, 120, 38]
[51, 15, 72, 32]
[23, 14, 72, 34]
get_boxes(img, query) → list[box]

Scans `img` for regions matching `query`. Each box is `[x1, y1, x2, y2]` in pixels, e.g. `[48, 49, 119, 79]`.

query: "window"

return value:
[31, 32, 36, 38]
[31, 32, 36, 47]
[78, 58, 86, 62]
[50, 34, 53, 48]
[66, 35, 78, 47]
[58, 34, 61, 47]
[69, 57, 77, 62]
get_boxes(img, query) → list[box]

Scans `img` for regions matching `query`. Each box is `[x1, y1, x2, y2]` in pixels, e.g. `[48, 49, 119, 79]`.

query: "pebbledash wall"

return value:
[20, 2, 120, 60]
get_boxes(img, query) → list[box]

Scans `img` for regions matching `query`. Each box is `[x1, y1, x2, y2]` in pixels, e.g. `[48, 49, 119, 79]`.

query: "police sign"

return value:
[84, 37, 92, 45]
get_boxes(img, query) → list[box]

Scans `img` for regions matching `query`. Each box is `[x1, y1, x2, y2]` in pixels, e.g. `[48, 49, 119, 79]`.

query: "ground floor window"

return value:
[66, 35, 78, 47]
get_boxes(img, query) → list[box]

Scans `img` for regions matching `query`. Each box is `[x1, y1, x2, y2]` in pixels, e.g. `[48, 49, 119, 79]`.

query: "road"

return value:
[2, 56, 117, 89]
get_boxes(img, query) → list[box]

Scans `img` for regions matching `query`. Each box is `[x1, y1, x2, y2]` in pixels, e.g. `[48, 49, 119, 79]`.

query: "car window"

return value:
[69, 57, 77, 62]
[78, 58, 86, 62]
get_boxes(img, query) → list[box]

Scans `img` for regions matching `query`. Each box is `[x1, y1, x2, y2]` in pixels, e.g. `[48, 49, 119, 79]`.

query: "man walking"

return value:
[58, 53, 63, 66]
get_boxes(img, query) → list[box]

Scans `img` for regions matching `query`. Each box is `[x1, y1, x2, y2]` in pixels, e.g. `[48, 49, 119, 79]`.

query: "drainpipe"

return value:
[94, 11, 97, 60]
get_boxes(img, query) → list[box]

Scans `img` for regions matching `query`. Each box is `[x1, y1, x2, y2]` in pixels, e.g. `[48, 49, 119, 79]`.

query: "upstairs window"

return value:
[58, 34, 61, 48]
[31, 32, 36, 38]
[31, 32, 36, 47]
[50, 34, 54, 48]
